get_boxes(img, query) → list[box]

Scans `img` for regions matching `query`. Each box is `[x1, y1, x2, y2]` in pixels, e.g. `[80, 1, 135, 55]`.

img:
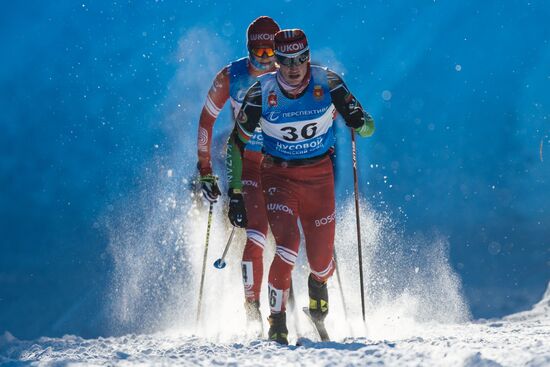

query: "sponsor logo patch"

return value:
[277, 41, 306, 53]
[250, 33, 274, 41]
[242, 180, 259, 188]
[267, 203, 294, 215]
[314, 211, 336, 227]
[267, 111, 280, 121]
[275, 137, 324, 154]
[282, 106, 329, 118]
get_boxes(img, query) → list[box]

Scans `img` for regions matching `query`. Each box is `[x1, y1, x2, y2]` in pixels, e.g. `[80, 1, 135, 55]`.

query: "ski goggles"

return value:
[275, 50, 310, 67]
[250, 47, 275, 58]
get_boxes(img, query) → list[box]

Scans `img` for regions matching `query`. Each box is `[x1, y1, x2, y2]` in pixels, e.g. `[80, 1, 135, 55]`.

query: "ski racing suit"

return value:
[196, 57, 273, 302]
[231, 65, 375, 314]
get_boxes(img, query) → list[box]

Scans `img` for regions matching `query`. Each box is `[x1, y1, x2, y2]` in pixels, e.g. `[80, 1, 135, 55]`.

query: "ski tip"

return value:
[213, 259, 226, 269]
[301, 307, 330, 342]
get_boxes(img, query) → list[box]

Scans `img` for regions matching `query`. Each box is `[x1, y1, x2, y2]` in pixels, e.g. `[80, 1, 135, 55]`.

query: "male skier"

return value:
[196, 16, 280, 332]
[227, 29, 375, 344]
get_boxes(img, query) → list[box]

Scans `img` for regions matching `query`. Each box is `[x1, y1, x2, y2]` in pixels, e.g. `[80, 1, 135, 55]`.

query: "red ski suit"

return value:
[240, 150, 269, 301]
[232, 67, 374, 313]
[196, 58, 274, 302]
[262, 155, 336, 312]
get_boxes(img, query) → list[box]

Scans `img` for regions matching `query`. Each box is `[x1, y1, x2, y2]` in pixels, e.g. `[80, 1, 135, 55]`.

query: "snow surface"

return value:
[3, 197, 544, 366]
[1, 282, 548, 366]
[3, 198, 549, 367]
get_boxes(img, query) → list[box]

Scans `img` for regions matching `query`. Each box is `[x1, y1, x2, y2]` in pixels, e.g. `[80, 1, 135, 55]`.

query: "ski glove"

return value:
[355, 112, 375, 137]
[228, 189, 247, 228]
[199, 174, 221, 203]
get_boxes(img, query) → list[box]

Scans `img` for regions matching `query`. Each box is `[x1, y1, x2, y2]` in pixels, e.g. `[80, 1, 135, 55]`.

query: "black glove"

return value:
[345, 108, 366, 129]
[199, 174, 221, 203]
[228, 189, 247, 228]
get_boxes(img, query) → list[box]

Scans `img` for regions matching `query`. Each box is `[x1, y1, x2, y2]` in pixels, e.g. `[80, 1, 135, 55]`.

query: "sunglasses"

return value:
[251, 47, 275, 58]
[275, 50, 310, 67]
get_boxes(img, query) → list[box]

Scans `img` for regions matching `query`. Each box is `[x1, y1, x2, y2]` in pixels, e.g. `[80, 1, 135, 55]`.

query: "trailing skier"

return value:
[195, 16, 280, 333]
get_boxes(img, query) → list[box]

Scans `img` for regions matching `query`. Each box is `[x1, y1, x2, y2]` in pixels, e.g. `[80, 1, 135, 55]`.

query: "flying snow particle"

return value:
[488, 242, 502, 255]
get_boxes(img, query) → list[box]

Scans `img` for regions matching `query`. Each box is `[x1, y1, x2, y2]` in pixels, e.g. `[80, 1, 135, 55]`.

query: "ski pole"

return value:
[196, 202, 214, 324]
[213, 226, 236, 269]
[351, 129, 366, 322]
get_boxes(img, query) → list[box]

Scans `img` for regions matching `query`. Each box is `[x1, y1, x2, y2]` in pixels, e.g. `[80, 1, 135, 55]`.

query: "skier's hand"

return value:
[346, 110, 373, 129]
[199, 174, 221, 203]
[355, 112, 375, 137]
[228, 189, 247, 228]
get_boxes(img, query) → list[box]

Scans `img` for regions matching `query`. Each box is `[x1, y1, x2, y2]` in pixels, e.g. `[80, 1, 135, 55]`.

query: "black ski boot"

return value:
[308, 274, 329, 322]
[267, 312, 288, 345]
[244, 300, 263, 337]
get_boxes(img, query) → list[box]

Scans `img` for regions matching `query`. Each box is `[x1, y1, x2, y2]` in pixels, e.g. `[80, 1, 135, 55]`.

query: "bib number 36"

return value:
[281, 123, 317, 141]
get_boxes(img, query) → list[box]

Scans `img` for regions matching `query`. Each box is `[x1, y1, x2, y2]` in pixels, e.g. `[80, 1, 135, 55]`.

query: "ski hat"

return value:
[247, 16, 280, 50]
[274, 29, 309, 57]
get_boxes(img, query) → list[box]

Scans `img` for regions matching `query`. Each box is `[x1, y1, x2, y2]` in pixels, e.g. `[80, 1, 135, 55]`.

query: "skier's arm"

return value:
[225, 132, 244, 192]
[225, 132, 247, 228]
[226, 81, 262, 191]
[327, 70, 375, 137]
[197, 66, 231, 176]
[224, 83, 261, 228]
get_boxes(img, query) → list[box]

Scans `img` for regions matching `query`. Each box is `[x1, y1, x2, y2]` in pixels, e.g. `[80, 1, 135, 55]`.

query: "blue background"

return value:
[1, 1, 548, 339]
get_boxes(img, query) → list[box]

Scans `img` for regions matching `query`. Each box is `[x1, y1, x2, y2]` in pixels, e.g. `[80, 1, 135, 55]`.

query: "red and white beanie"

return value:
[247, 16, 280, 50]
[274, 29, 309, 57]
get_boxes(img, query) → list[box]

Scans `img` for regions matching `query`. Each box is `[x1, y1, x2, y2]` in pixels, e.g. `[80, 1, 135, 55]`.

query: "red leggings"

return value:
[241, 152, 269, 302]
[261, 156, 336, 313]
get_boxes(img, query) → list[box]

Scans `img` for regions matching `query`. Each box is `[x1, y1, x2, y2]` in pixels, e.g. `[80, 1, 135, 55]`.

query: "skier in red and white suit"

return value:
[228, 29, 375, 344]
[195, 16, 280, 329]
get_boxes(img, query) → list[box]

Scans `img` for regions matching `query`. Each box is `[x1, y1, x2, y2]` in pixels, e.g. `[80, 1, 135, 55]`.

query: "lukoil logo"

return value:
[278, 42, 306, 53]
[267, 203, 294, 215]
[250, 33, 274, 41]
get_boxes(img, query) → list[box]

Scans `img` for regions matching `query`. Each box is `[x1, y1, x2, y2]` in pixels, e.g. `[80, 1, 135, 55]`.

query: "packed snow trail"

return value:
[1, 290, 549, 366]
[10, 177, 541, 366]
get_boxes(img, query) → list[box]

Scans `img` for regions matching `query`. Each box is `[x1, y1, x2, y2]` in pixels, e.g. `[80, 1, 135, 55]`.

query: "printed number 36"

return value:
[281, 123, 317, 141]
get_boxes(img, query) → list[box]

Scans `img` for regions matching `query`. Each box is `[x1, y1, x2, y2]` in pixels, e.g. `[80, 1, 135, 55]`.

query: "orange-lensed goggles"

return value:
[251, 47, 275, 58]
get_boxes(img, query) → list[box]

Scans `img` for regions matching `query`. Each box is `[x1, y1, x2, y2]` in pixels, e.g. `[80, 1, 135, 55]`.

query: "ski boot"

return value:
[244, 300, 263, 337]
[267, 312, 288, 345]
[308, 274, 329, 322]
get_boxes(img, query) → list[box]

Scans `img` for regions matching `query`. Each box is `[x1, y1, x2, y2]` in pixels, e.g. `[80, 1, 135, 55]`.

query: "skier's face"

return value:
[276, 50, 310, 86]
[250, 47, 276, 70]
[278, 61, 308, 86]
